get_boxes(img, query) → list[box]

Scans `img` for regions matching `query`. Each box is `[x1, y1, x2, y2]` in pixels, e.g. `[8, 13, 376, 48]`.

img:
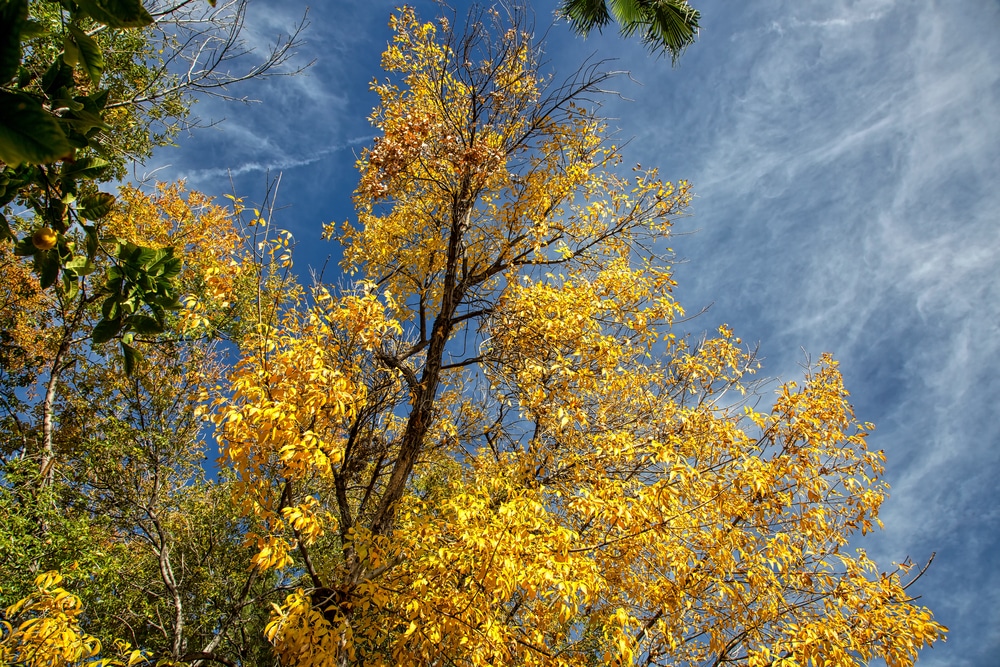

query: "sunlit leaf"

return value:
[67, 25, 104, 85]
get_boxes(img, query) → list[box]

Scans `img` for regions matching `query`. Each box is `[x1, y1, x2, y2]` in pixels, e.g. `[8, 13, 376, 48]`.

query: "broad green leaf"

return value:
[13, 235, 36, 256]
[64, 254, 96, 276]
[0, 0, 27, 84]
[0, 91, 71, 166]
[86, 89, 110, 111]
[129, 314, 164, 335]
[64, 126, 91, 149]
[61, 108, 111, 135]
[117, 242, 139, 262]
[45, 198, 66, 228]
[84, 225, 99, 258]
[62, 272, 79, 300]
[80, 192, 116, 219]
[63, 32, 81, 67]
[55, 97, 85, 113]
[154, 294, 182, 310]
[159, 257, 182, 280]
[147, 249, 181, 278]
[102, 296, 121, 320]
[34, 249, 59, 288]
[0, 167, 29, 207]
[41, 58, 74, 96]
[121, 340, 140, 375]
[0, 211, 10, 241]
[68, 25, 104, 85]
[75, 0, 154, 29]
[132, 247, 158, 268]
[20, 19, 46, 40]
[63, 157, 110, 180]
[92, 317, 121, 344]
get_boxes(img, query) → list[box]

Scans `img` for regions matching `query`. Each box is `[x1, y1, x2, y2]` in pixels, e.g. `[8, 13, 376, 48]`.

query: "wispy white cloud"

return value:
[584, 1, 1000, 661]
[158, 134, 371, 184]
[149, 0, 999, 662]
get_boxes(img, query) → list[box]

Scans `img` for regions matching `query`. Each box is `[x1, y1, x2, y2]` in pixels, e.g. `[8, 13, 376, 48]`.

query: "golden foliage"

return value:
[0, 571, 147, 667]
[212, 8, 946, 666]
[0, 243, 56, 375]
[105, 183, 259, 336]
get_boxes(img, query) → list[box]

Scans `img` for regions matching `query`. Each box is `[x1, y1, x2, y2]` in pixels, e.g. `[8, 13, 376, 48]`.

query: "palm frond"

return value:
[560, 0, 613, 35]
[562, 0, 700, 63]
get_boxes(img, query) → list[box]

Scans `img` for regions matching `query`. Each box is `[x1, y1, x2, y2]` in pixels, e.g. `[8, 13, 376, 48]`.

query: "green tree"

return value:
[560, 0, 700, 61]
[0, 2, 302, 665]
[0, 183, 292, 666]
[0, 0, 305, 360]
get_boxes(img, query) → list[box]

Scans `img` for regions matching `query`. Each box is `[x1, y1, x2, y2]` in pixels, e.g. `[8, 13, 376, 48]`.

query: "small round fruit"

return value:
[31, 227, 58, 251]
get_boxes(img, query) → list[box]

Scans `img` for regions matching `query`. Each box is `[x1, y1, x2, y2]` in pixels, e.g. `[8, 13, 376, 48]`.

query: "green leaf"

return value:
[117, 242, 140, 263]
[121, 340, 140, 375]
[147, 248, 180, 277]
[0, 166, 32, 207]
[129, 314, 164, 335]
[92, 317, 121, 344]
[159, 257, 182, 281]
[560, 0, 611, 35]
[84, 225, 98, 258]
[101, 296, 120, 320]
[61, 107, 111, 135]
[41, 58, 74, 96]
[131, 247, 158, 268]
[62, 272, 79, 300]
[75, 0, 154, 29]
[20, 19, 46, 40]
[154, 294, 182, 310]
[63, 31, 80, 67]
[63, 125, 91, 149]
[147, 304, 165, 324]
[0, 211, 11, 241]
[0, 91, 71, 166]
[87, 89, 110, 111]
[62, 157, 110, 181]
[0, 0, 27, 84]
[54, 97, 85, 113]
[67, 25, 104, 85]
[46, 198, 66, 230]
[79, 192, 116, 220]
[64, 254, 96, 276]
[13, 235, 36, 256]
[34, 249, 59, 288]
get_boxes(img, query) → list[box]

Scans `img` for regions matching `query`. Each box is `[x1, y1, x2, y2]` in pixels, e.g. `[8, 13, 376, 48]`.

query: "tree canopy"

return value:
[0, 0, 303, 368]
[0, 3, 945, 667]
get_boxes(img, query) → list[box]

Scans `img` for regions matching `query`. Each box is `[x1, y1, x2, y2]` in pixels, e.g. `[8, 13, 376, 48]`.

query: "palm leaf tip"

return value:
[560, 0, 614, 35]
[644, 0, 700, 62]
[562, 0, 700, 63]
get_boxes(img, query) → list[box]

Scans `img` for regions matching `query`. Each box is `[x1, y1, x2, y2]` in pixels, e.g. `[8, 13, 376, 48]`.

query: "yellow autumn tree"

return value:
[215, 7, 946, 666]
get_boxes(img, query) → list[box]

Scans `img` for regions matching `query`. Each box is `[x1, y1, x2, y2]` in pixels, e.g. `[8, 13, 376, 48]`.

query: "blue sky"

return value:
[146, 1, 1000, 664]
